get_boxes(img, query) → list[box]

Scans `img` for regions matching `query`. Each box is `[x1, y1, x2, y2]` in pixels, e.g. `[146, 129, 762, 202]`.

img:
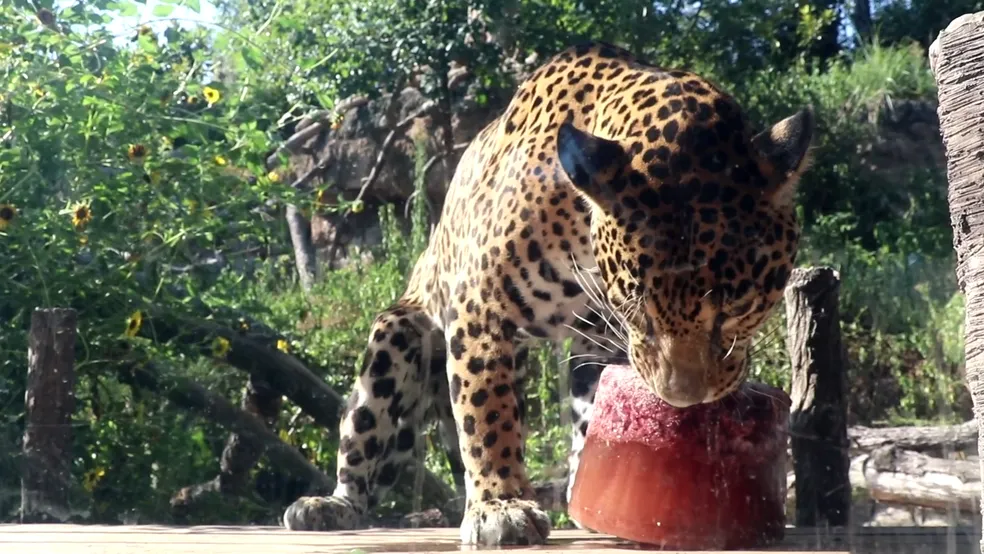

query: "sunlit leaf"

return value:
[241, 44, 264, 70]
[151, 3, 174, 17]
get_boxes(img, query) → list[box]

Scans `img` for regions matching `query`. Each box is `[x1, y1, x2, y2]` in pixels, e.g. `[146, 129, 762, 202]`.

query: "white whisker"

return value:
[563, 324, 615, 354]
[561, 352, 603, 365]
[568, 253, 634, 354]
[722, 335, 738, 360]
[580, 304, 628, 347]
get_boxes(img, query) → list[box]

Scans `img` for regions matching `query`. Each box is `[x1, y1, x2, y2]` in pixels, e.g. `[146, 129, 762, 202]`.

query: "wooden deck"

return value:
[0, 525, 979, 554]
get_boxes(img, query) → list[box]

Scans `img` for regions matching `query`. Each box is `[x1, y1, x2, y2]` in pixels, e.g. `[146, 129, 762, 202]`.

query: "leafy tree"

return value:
[872, 0, 984, 49]
[0, 0, 299, 521]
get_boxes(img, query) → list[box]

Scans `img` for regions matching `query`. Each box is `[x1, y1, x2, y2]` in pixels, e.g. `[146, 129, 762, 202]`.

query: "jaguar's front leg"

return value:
[445, 302, 551, 546]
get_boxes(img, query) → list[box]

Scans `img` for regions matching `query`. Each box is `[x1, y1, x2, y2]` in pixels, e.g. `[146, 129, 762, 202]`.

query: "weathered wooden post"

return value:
[928, 11, 984, 552]
[784, 267, 851, 527]
[21, 307, 78, 523]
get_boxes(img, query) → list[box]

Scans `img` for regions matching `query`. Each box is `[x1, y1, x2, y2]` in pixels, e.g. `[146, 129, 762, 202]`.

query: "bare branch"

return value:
[266, 95, 370, 170]
[117, 361, 335, 495]
[351, 100, 438, 208]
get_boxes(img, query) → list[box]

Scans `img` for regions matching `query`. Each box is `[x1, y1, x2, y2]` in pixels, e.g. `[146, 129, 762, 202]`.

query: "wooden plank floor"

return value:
[0, 525, 979, 554]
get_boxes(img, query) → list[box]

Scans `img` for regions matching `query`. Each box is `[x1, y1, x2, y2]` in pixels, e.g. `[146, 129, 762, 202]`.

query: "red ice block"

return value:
[568, 364, 790, 550]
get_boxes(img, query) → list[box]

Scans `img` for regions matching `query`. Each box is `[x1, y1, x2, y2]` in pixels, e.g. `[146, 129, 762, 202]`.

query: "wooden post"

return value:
[928, 12, 984, 553]
[21, 308, 78, 523]
[784, 267, 851, 527]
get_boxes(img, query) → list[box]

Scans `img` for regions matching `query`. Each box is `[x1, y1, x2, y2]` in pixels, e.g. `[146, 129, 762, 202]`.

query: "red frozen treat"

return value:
[568, 364, 790, 550]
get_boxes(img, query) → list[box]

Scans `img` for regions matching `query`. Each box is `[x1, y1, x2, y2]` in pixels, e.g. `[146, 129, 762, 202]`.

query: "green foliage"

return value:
[216, 0, 510, 121]
[0, 1, 293, 521]
[506, 0, 825, 79]
[871, 0, 984, 49]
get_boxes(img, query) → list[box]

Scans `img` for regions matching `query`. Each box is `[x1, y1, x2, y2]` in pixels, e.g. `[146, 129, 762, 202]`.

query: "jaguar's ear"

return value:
[557, 122, 630, 210]
[752, 108, 815, 209]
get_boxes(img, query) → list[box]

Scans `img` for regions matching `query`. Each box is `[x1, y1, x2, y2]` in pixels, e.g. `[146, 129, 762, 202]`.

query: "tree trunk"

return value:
[783, 267, 851, 527]
[21, 308, 78, 523]
[851, 0, 872, 44]
[285, 204, 317, 292]
[929, 11, 984, 553]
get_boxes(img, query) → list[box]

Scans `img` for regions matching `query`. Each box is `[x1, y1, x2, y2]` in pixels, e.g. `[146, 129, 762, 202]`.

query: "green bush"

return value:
[0, 2, 295, 522]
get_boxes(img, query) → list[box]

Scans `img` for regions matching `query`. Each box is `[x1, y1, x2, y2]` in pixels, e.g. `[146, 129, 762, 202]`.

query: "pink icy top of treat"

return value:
[588, 364, 790, 463]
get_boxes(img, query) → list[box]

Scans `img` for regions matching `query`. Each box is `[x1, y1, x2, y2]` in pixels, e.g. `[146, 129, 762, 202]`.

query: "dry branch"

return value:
[351, 100, 438, 207]
[848, 420, 978, 456]
[285, 203, 318, 291]
[286, 154, 332, 192]
[863, 445, 981, 513]
[140, 310, 344, 430]
[170, 375, 283, 512]
[117, 362, 335, 495]
[136, 309, 458, 518]
[266, 96, 370, 170]
[120, 361, 458, 522]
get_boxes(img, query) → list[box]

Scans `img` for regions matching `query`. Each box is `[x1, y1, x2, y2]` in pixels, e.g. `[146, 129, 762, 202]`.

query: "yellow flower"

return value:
[330, 113, 344, 130]
[211, 336, 231, 358]
[0, 204, 16, 230]
[213, 155, 228, 166]
[125, 311, 143, 337]
[266, 171, 280, 183]
[72, 202, 93, 229]
[276, 339, 289, 353]
[203, 86, 221, 105]
[351, 199, 365, 214]
[83, 467, 106, 492]
[315, 189, 330, 206]
[187, 95, 199, 106]
[79, 234, 89, 246]
[30, 84, 45, 98]
[127, 143, 148, 161]
[237, 318, 250, 333]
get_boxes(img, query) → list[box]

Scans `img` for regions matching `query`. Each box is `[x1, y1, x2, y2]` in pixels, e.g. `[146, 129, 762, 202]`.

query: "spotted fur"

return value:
[283, 41, 814, 545]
